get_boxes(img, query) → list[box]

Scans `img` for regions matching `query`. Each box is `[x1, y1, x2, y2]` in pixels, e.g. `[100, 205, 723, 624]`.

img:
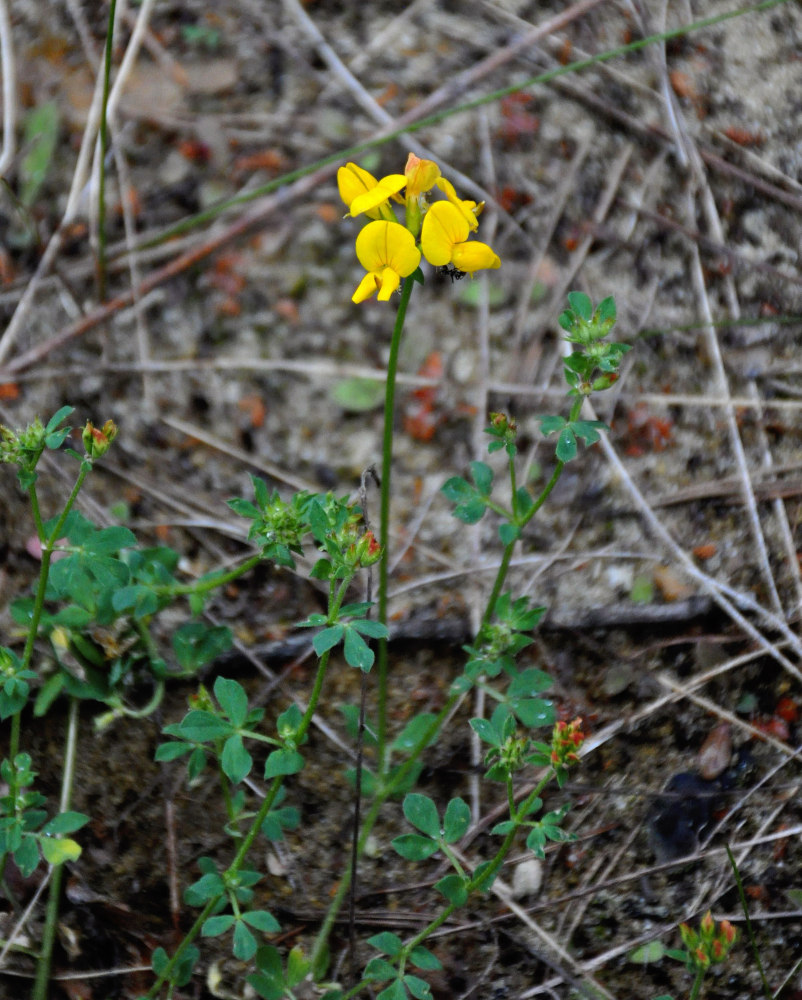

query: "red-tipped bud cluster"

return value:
[679, 911, 738, 972]
[550, 716, 584, 768]
[82, 419, 118, 458]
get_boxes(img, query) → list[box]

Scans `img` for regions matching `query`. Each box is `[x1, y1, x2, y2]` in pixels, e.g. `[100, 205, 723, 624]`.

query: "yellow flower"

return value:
[420, 202, 500, 275]
[337, 163, 405, 221]
[352, 220, 421, 303]
[404, 153, 440, 199]
[435, 177, 483, 232]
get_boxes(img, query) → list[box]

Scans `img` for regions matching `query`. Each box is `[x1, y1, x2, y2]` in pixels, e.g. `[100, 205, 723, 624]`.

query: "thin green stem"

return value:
[31, 697, 80, 1000]
[376, 275, 415, 777]
[688, 967, 706, 1000]
[130, 1, 789, 253]
[725, 844, 772, 999]
[153, 553, 263, 597]
[146, 646, 334, 998]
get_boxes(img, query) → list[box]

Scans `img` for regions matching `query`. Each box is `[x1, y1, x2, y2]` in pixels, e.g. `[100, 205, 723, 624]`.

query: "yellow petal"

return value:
[350, 174, 407, 217]
[451, 240, 501, 275]
[434, 177, 480, 231]
[355, 220, 421, 276]
[376, 267, 401, 301]
[338, 163, 378, 209]
[352, 272, 381, 304]
[404, 153, 440, 198]
[420, 201, 470, 266]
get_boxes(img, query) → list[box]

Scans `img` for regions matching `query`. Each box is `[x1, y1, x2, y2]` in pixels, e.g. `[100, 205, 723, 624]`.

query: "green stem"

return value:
[31, 697, 80, 1000]
[154, 553, 263, 598]
[20, 461, 92, 677]
[376, 275, 415, 777]
[338, 769, 555, 1000]
[146, 647, 334, 998]
[688, 967, 706, 1000]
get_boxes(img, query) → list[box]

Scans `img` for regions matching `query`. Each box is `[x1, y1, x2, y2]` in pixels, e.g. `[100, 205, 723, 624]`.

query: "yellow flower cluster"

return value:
[338, 153, 501, 304]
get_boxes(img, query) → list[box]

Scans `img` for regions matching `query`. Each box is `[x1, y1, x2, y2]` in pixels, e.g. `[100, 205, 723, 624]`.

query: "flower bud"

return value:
[83, 419, 118, 458]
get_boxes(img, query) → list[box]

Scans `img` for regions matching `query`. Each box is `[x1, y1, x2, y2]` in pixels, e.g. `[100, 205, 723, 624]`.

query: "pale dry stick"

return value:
[0, 868, 51, 971]
[509, 134, 592, 360]
[449, 847, 619, 1000]
[391, 0, 610, 134]
[684, 191, 784, 616]
[0, 0, 156, 365]
[663, 36, 789, 619]
[636, 392, 802, 413]
[278, 0, 513, 223]
[521, 143, 633, 383]
[111, 134, 155, 416]
[520, 824, 802, 993]
[64, 0, 100, 64]
[161, 414, 319, 495]
[588, 398, 802, 680]
[0, 0, 16, 177]
[655, 673, 798, 760]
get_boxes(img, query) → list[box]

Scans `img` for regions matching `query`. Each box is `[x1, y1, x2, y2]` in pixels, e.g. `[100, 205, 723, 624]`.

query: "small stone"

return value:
[698, 722, 732, 780]
[511, 858, 543, 899]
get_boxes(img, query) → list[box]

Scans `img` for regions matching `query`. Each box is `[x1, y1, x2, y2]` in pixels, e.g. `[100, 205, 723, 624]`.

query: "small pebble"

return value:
[698, 722, 732, 780]
[511, 858, 544, 899]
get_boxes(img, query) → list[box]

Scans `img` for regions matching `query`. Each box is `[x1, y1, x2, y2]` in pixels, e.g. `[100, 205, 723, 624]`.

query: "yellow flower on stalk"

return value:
[352, 220, 421, 303]
[420, 201, 500, 275]
[435, 176, 483, 232]
[337, 163, 405, 221]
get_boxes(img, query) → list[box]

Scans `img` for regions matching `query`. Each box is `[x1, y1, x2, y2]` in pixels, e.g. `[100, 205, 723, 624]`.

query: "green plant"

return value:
[0, 136, 632, 997]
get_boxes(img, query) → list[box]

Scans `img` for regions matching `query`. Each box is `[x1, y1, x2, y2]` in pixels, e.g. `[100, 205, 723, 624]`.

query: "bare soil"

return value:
[1, 2, 802, 999]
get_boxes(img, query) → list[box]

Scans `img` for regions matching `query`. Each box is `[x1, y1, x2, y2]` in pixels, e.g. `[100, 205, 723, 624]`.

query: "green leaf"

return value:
[391, 833, 439, 861]
[313, 625, 344, 657]
[214, 676, 249, 728]
[13, 836, 40, 877]
[555, 427, 577, 462]
[469, 461, 493, 495]
[242, 909, 281, 932]
[442, 797, 470, 842]
[377, 980, 407, 1000]
[434, 873, 468, 906]
[567, 290, 592, 320]
[351, 618, 388, 639]
[185, 871, 225, 904]
[233, 919, 258, 960]
[365, 957, 397, 981]
[45, 405, 74, 435]
[202, 914, 236, 937]
[404, 974, 433, 1000]
[264, 749, 304, 778]
[155, 741, 192, 762]
[498, 523, 520, 545]
[331, 377, 385, 412]
[469, 717, 500, 746]
[20, 101, 60, 207]
[537, 414, 566, 434]
[403, 793, 440, 838]
[598, 295, 616, 323]
[173, 624, 232, 671]
[408, 946, 442, 971]
[390, 713, 437, 754]
[221, 734, 252, 784]
[629, 940, 667, 964]
[172, 710, 232, 741]
[41, 811, 89, 835]
[41, 836, 82, 865]
[510, 697, 554, 728]
[368, 931, 404, 957]
[344, 628, 374, 671]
